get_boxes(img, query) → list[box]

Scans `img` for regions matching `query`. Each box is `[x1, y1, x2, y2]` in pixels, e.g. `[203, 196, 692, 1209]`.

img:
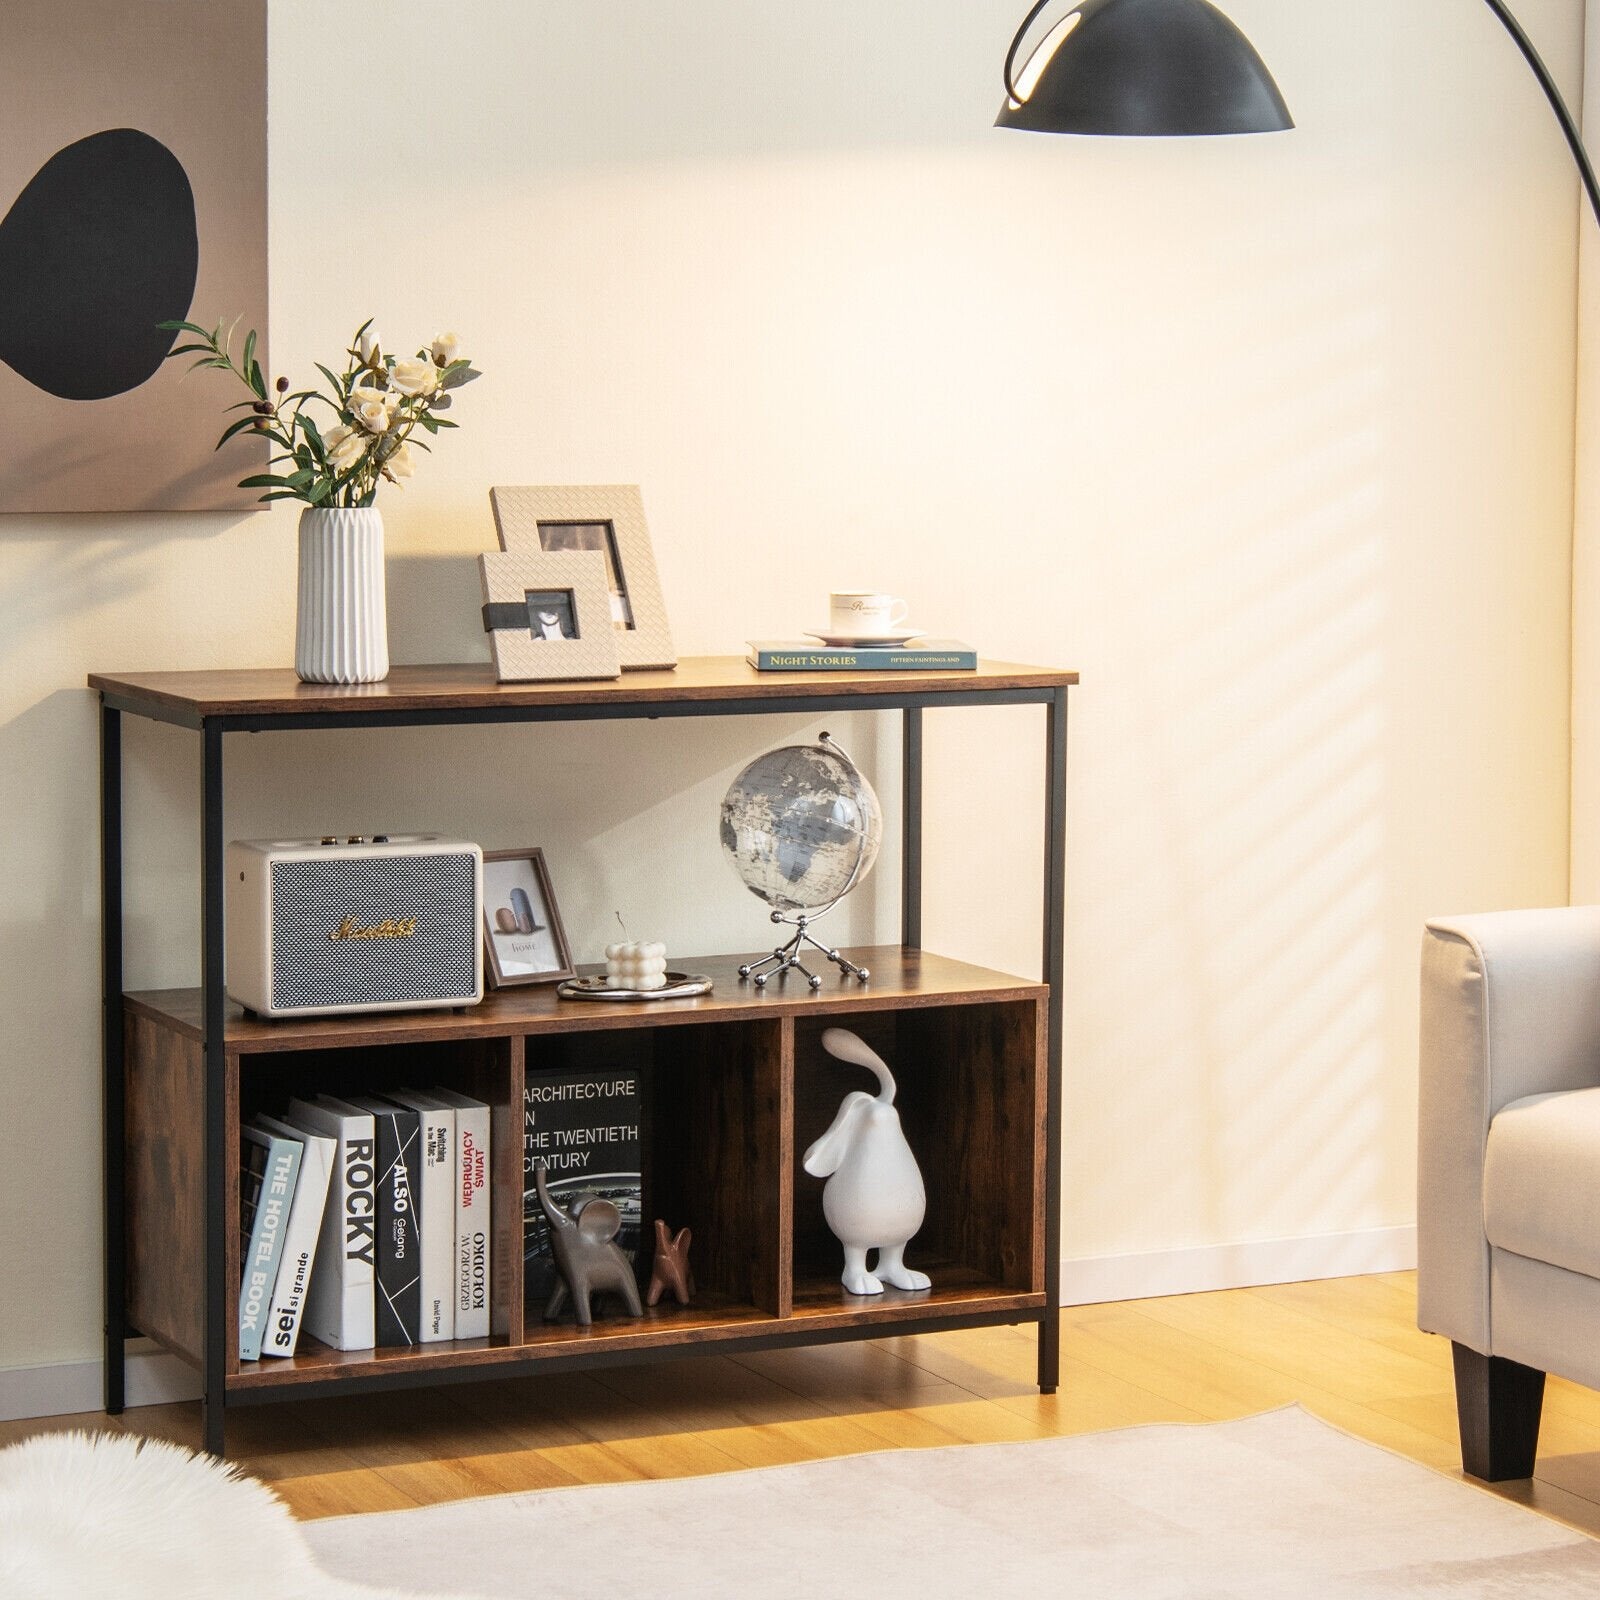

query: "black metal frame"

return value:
[101, 680, 1070, 1454]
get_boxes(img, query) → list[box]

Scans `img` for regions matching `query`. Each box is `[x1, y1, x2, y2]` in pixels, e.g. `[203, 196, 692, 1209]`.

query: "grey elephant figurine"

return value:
[533, 1161, 643, 1325]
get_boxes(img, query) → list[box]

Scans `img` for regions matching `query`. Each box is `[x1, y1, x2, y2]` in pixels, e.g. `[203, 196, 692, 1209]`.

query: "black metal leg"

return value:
[201, 722, 227, 1456]
[1039, 686, 1067, 1394]
[1452, 1343, 1545, 1481]
[101, 702, 126, 1416]
[901, 707, 923, 950]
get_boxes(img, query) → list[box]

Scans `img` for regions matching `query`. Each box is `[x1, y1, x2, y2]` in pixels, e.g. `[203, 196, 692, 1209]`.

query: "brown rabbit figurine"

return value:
[647, 1219, 694, 1307]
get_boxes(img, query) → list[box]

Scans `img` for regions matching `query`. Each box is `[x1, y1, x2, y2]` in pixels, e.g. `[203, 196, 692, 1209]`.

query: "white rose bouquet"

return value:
[159, 318, 480, 507]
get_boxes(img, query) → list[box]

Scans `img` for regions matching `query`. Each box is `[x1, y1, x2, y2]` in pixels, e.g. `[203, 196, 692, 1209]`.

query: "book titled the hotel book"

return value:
[255, 1114, 335, 1358]
[747, 640, 977, 672]
[237, 1125, 302, 1362]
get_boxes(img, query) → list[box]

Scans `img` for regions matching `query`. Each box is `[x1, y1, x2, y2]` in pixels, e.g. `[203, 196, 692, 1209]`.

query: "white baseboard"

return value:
[0, 1229, 1417, 1423]
[0, 1341, 201, 1424]
[1061, 1225, 1418, 1306]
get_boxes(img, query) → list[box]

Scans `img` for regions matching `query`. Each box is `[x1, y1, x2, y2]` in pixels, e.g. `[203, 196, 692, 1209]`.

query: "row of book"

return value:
[239, 1089, 490, 1361]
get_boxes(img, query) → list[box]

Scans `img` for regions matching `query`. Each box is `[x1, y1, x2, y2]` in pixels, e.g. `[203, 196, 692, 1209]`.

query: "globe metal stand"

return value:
[739, 907, 870, 990]
[725, 730, 880, 991]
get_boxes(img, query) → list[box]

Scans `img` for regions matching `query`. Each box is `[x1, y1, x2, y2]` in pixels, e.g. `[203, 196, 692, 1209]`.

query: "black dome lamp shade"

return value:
[993, 0, 1600, 229]
[995, 0, 1293, 136]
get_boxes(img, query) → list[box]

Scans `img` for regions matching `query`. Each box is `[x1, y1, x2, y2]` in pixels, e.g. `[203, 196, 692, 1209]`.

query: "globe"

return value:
[719, 735, 883, 916]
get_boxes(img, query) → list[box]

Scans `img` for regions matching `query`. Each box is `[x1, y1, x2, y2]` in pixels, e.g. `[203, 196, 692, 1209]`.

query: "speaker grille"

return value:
[270, 854, 477, 1010]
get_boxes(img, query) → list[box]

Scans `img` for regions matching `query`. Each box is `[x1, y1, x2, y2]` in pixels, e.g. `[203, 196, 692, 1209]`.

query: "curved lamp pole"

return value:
[996, 0, 1600, 228]
[1479, 0, 1600, 227]
[996, 0, 1597, 1485]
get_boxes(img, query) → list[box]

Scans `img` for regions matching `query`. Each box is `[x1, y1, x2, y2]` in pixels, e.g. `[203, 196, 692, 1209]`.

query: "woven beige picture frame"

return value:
[490, 485, 677, 670]
[479, 551, 621, 682]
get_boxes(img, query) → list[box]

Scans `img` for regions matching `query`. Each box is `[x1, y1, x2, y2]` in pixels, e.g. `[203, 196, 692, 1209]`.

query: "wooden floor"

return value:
[9, 1271, 1600, 1534]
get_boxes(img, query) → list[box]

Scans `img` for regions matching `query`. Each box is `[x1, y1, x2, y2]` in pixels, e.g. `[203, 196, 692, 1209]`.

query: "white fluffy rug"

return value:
[0, 1430, 418, 1600]
[303, 1407, 1600, 1599]
[8, 1410, 1600, 1598]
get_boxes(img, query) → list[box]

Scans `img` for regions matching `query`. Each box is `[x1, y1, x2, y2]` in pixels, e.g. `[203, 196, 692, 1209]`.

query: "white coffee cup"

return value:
[829, 591, 909, 637]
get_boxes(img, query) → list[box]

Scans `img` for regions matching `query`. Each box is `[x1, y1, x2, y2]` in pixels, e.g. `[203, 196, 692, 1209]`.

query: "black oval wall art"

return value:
[0, 127, 198, 400]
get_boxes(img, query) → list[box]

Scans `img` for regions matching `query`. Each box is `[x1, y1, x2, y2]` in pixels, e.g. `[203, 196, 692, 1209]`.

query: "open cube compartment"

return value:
[791, 1001, 1046, 1314]
[233, 1034, 522, 1370]
[521, 1017, 788, 1342]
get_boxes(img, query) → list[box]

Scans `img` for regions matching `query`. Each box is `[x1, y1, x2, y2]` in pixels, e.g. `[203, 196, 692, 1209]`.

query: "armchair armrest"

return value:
[1419, 908, 1600, 1350]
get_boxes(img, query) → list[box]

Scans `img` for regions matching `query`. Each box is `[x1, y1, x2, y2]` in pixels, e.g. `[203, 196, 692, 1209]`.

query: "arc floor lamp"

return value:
[994, 0, 1600, 230]
[993, 0, 1597, 1482]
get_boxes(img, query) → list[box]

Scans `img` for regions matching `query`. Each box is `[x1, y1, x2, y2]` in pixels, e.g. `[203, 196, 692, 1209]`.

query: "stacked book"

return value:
[237, 1088, 491, 1360]
[746, 639, 977, 672]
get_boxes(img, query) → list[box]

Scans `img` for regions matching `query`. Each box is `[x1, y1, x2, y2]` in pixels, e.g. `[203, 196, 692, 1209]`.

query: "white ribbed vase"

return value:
[295, 507, 389, 684]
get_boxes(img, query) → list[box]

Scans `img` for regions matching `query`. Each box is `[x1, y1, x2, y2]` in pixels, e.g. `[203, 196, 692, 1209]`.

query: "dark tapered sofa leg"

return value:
[1452, 1343, 1545, 1481]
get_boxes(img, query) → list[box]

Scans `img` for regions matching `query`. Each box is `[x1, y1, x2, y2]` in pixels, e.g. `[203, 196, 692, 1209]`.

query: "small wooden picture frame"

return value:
[481, 848, 576, 988]
[479, 550, 621, 681]
[490, 484, 677, 670]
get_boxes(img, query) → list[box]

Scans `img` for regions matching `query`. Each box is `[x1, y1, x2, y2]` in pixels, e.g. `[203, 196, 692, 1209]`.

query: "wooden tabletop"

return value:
[88, 657, 1077, 723]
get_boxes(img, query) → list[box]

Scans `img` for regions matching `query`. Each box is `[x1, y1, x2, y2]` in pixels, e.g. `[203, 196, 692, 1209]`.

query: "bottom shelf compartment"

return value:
[127, 948, 1051, 1406]
[517, 1288, 770, 1349]
[789, 1257, 1045, 1322]
[790, 1002, 1047, 1302]
[230, 1331, 521, 1389]
[232, 1035, 523, 1370]
[227, 1273, 1043, 1393]
[522, 1019, 788, 1322]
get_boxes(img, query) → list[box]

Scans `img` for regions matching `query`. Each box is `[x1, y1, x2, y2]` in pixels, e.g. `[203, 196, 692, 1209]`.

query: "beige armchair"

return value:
[1419, 908, 1600, 1479]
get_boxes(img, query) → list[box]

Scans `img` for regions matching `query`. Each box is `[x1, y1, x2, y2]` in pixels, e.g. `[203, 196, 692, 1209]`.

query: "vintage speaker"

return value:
[225, 835, 483, 1017]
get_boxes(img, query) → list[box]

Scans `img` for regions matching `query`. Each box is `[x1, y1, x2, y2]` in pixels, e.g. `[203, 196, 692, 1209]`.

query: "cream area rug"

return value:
[304, 1406, 1600, 1599]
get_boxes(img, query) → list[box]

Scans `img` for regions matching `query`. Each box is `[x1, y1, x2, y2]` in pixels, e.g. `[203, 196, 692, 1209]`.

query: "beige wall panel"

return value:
[0, 0, 1578, 1372]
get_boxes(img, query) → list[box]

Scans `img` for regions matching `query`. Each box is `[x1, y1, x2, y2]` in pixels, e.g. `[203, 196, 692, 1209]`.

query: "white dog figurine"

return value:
[803, 1027, 932, 1296]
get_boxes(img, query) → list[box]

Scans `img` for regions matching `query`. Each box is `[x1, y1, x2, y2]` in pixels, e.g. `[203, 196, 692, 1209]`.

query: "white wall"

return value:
[0, 0, 1579, 1376]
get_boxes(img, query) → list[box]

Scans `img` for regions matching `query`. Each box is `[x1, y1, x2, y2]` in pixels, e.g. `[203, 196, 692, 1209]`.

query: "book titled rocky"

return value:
[523, 1065, 642, 1310]
[286, 1097, 376, 1351]
[327, 1096, 422, 1346]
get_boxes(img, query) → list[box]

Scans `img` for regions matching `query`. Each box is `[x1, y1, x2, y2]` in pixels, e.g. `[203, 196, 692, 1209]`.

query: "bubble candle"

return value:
[605, 940, 667, 990]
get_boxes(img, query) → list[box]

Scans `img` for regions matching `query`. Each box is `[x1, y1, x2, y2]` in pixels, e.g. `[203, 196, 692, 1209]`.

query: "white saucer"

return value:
[805, 629, 927, 647]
